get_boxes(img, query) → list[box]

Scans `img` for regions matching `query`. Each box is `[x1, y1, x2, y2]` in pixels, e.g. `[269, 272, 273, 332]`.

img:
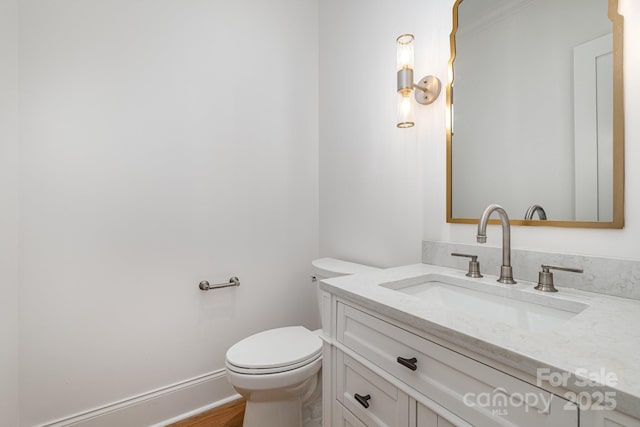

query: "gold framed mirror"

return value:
[446, 0, 624, 228]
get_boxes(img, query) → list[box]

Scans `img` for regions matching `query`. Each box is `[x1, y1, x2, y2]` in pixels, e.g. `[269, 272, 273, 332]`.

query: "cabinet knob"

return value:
[397, 356, 418, 371]
[354, 393, 371, 409]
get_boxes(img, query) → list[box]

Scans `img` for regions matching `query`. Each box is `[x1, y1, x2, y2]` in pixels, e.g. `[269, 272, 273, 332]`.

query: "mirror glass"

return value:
[447, 0, 623, 227]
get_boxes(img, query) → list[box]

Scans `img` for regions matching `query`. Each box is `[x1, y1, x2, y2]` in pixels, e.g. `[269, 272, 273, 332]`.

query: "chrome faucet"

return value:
[524, 204, 547, 220]
[476, 204, 516, 284]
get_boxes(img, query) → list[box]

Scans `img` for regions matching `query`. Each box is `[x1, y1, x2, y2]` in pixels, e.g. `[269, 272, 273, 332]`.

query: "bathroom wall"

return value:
[18, 0, 319, 424]
[12, 0, 639, 423]
[320, 0, 640, 267]
[0, 0, 20, 424]
[319, 0, 434, 268]
[423, 0, 640, 260]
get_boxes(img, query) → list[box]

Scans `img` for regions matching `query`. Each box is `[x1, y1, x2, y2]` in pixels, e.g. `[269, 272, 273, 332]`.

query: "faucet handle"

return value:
[535, 264, 583, 292]
[451, 253, 483, 278]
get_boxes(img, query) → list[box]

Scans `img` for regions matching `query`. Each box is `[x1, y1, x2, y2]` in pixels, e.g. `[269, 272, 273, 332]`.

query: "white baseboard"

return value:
[39, 370, 239, 427]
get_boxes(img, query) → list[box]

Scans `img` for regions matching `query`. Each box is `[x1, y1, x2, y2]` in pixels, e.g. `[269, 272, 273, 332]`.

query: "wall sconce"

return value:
[396, 34, 441, 128]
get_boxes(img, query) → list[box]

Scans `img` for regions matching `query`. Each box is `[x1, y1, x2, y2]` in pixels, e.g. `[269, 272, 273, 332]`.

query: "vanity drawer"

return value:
[337, 302, 578, 427]
[336, 350, 409, 427]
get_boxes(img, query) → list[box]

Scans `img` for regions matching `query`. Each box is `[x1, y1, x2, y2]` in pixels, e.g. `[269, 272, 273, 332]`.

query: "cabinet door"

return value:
[334, 401, 367, 427]
[590, 410, 640, 427]
[416, 402, 459, 427]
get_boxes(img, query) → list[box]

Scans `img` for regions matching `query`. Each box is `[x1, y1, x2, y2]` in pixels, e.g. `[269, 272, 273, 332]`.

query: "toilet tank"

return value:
[311, 258, 379, 329]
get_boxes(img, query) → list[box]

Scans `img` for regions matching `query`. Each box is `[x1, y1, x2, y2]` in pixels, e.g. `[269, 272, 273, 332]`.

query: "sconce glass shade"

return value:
[395, 33, 439, 128]
[397, 92, 415, 128]
[396, 34, 414, 70]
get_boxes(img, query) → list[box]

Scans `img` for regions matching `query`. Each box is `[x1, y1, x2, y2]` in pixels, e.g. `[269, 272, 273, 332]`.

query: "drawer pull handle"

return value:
[354, 393, 371, 409]
[397, 356, 418, 371]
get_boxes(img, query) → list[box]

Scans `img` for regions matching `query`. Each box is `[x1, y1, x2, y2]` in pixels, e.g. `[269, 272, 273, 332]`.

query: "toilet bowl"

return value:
[225, 258, 379, 427]
[226, 326, 323, 427]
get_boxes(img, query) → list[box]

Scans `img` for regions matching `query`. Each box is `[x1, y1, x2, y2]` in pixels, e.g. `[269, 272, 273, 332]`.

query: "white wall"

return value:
[319, 0, 433, 268]
[12, 0, 640, 423]
[424, 0, 640, 260]
[0, 0, 20, 424]
[320, 0, 640, 266]
[18, 0, 319, 424]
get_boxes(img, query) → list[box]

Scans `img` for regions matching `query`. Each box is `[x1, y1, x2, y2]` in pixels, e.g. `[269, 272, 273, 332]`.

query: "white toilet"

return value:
[225, 258, 379, 427]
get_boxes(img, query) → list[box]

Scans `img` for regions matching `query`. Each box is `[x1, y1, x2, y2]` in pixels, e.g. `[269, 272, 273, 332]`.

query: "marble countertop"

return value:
[320, 263, 640, 419]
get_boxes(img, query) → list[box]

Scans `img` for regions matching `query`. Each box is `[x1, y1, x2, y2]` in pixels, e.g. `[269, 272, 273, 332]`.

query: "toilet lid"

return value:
[226, 326, 322, 372]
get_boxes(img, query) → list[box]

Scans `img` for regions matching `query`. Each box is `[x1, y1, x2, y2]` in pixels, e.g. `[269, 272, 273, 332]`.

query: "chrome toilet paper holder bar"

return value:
[199, 277, 240, 291]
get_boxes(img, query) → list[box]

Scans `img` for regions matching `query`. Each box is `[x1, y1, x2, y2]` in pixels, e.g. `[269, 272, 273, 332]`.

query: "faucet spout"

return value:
[477, 204, 516, 284]
[524, 204, 547, 220]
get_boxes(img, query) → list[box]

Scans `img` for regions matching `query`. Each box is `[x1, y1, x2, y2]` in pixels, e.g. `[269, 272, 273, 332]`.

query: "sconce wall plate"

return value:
[414, 75, 441, 105]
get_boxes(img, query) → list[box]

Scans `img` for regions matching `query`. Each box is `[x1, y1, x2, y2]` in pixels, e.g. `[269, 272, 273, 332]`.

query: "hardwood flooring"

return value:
[168, 399, 246, 427]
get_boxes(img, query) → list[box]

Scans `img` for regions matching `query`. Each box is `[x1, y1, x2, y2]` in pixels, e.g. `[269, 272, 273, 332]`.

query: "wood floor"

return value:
[168, 399, 246, 427]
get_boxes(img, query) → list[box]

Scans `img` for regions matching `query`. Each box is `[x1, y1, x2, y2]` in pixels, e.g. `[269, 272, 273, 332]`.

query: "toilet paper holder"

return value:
[199, 277, 240, 291]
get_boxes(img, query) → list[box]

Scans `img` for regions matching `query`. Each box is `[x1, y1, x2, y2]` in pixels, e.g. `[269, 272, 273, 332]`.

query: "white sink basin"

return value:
[381, 274, 589, 333]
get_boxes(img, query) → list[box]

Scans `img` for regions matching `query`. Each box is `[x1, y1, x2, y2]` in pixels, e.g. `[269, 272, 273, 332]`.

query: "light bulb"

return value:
[397, 92, 415, 128]
[396, 34, 414, 71]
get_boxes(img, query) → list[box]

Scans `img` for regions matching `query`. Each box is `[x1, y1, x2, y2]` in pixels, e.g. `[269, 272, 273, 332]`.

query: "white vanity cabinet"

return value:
[336, 351, 409, 426]
[416, 402, 456, 427]
[334, 401, 367, 427]
[585, 411, 640, 427]
[332, 349, 459, 427]
[325, 298, 580, 427]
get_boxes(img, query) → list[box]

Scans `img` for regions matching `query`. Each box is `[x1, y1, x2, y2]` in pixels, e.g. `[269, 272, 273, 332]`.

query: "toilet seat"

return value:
[226, 326, 322, 375]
